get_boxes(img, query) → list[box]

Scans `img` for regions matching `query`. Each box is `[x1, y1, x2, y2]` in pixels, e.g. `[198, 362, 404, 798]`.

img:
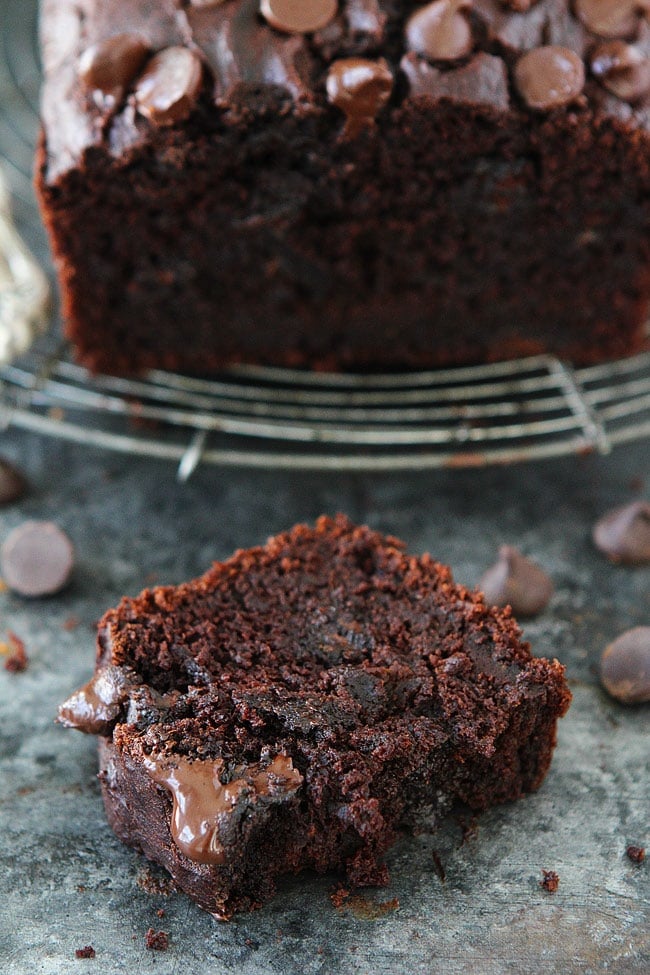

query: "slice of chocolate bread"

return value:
[59, 515, 570, 917]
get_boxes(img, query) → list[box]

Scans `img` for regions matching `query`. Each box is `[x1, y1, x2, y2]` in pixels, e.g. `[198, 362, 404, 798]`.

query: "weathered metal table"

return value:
[0, 433, 648, 974]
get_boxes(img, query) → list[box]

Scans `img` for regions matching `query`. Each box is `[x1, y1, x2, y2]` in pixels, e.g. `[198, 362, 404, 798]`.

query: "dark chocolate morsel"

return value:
[78, 33, 150, 96]
[592, 500, 650, 563]
[326, 57, 393, 137]
[479, 545, 553, 617]
[575, 0, 645, 40]
[405, 0, 474, 63]
[134, 47, 204, 126]
[600, 627, 650, 704]
[0, 458, 27, 506]
[590, 41, 650, 102]
[189, 0, 228, 6]
[260, 0, 338, 35]
[514, 45, 585, 110]
[1, 521, 74, 597]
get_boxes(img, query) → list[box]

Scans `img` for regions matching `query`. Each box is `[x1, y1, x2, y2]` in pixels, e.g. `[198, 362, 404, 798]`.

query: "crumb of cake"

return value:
[156, 908, 165, 918]
[3, 631, 28, 672]
[540, 870, 560, 893]
[330, 887, 350, 909]
[431, 849, 446, 883]
[626, 846, 646, 864]
[63, 615, 81, 631]
[144, 928, 169, 951]
[135, 867, 176, 896]
[74, 946, 96, 959]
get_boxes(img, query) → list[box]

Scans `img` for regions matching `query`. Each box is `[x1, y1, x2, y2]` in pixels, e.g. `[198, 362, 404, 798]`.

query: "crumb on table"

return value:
[540, 870, 560, 893]
[626, 845, 646, 864]
[74, 946, 96, 959]
[145, 928, 169, 951]
[3, 631, 28, 672]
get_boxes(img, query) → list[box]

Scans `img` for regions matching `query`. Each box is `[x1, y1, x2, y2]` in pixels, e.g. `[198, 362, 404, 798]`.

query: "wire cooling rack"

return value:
[1, 0, 649, 478]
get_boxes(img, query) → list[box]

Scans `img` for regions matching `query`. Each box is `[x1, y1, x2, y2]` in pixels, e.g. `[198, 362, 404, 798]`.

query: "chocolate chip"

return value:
[189, 0, 227, 6]
[1, 521, 74, 597]
[591, 41, 650, 102]
[600, 627, 650, 704]
[260, 0, 338, 35]
[592, 500, 650, 564]
[78, 33, 149, 97]
[514, 46, 585, 110]
[134, 47, 204, 127]
[479, 545, 553, 617]
[405, 0, 474, 63]
[575, 0, 644, 39]
[0, 458, 27, 506]
[401, 51, 510, 110]
[326, 57, 393, 138]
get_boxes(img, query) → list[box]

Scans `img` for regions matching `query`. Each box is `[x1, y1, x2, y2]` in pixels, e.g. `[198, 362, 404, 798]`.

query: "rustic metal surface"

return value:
[0, 432, 648, 974]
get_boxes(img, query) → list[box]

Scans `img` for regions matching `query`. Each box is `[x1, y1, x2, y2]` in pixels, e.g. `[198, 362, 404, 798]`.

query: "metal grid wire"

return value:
[0, 0, 649, 478]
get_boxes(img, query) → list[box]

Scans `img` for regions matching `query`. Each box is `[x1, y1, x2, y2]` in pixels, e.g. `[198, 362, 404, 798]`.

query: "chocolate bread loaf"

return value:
[36, 1, 650, 375]
[58, 516, 571, 917]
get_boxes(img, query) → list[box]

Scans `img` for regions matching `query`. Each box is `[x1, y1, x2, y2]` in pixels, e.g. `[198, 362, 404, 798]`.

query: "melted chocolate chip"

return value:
[405, 0, 474, 63]
[592, 500, 650, 563]
[58, 665, 135, 735]
[0, 458, 27, 506]
[1, 521, 74, 597]
[78, 33, 149, 97]
[326, 57, 393, 137]
[260, 0, 338, 35]
[134, 47, 204, 126]
[600, 627, 650, 704]
[401, 51, 510, 109]
[514, 45, 585, 110]
[144, 754, 303, 864]
[479, 545, 553, 617]
[591, 40, 650, 102]
[575, 0, 646, 40]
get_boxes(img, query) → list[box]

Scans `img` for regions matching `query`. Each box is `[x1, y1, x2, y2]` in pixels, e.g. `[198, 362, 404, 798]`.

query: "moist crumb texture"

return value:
[59, 515, 571, 917]
[37, 0, 650, 375]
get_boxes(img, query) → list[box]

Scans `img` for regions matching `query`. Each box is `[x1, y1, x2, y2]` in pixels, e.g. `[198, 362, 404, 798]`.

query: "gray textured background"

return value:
[0, 431, 648, 974]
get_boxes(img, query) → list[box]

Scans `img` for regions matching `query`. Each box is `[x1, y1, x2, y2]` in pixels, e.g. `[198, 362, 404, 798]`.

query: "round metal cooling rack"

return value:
[1, 0, 649, 479]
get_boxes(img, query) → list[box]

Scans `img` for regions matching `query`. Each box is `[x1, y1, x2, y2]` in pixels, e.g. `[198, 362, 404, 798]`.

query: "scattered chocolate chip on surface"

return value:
[479, 545, 553, 617]
[260, 0, 338, 35]
[540, 869, 560, 893]
[326, 57, 393, 137]
[144, 928, 169, 951]
[74, 946, 96, 959]
[0, 520, 74, 597]
[514, 46, 585, 111]
[626, 845, 646, 864]
[134, 47, 204, 127]
[0, 458, 27, 506]
[592, 500, 650, 564]
[600, 627, 650, 704]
